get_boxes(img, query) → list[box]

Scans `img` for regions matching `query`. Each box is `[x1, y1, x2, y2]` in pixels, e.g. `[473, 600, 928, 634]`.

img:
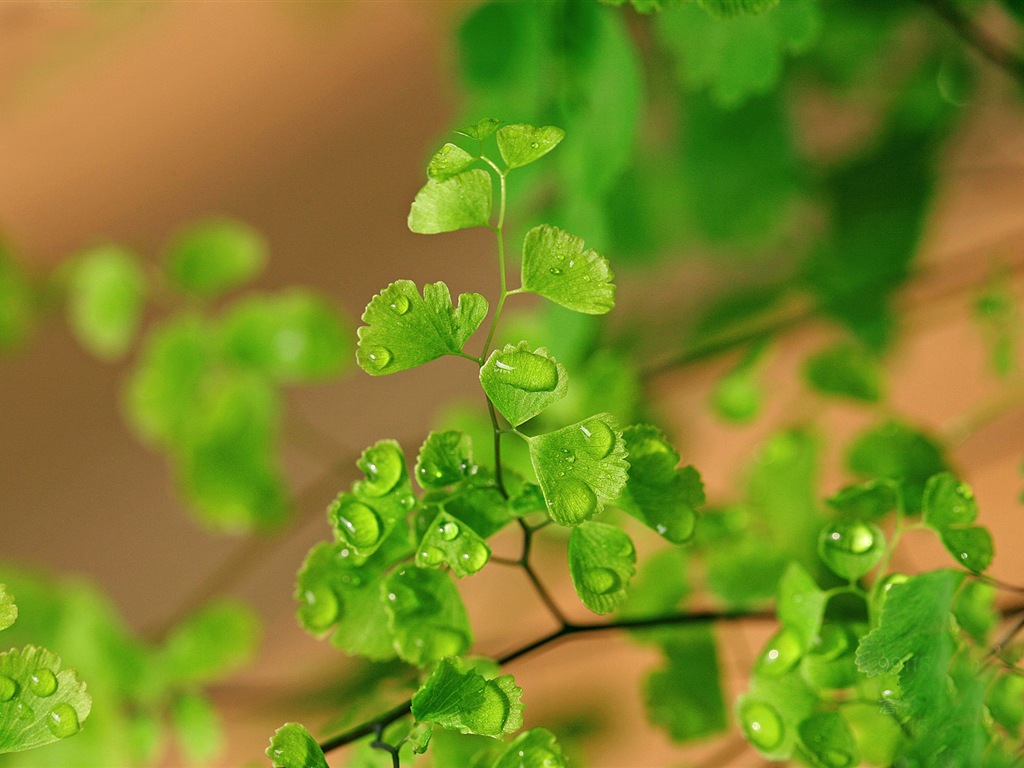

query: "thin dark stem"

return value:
[370, 724, 401, 768]
[515, 519, 571, 626]
[978, 574, 1024, 595]
[486, 397, 508, 499]
[918, 0, 1024, 83]
[989, 605, 1024, 659]
[316, 608, 767, 755]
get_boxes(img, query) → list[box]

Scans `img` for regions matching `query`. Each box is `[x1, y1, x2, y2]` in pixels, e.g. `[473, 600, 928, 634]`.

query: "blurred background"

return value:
[3, 1, 1024, 766]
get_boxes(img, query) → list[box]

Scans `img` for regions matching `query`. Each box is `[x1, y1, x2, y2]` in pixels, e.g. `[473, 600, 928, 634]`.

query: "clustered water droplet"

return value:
[740, 701, 784, 751]
[46, 703, 80, 738]
[29, 669, 57, 698]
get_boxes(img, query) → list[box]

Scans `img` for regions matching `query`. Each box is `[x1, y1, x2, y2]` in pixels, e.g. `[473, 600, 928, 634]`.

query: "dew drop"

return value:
[818, 519, 884, 580]
[359, 444, 403, 496]
[30, 669, 57, 698]
[810, 623, 851, 661]
[756, 627, 802, 676]
[565, 454, 576, 464]
[493, 350, 559, 392]
[0, 675, 15, 702]
[551, 478, 598, 524]
[300, 586, 339, 631]
[418, 546, 446, 567]
[822, 749, 853, 768]
[335, 500, 383, 549]
[740, 701, 783, 751]
[579, 418, 615, 459]
[461, 541, 489, 573]
[548, 267, 563, 276]
[439, 521, 460, 541]
[389, 293, 410, 315]
[365, 346, 393, 371]
[530, 141, 540, 149]
[16, 702, 33, 720]
[582, 567, 621, 595]
[46, 703, 80, 738]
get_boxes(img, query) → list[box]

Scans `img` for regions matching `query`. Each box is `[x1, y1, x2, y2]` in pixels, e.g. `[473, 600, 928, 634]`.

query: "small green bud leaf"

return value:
[646, 626, 728, 742]
[496, 123, 565, 169]
[411, 657, 523, 737]
[803, 342, 883, 403]
[408, 169, 493, 234]
[988, 673, 1024, 733]
[825, 480, 897, 521]
[528, 414, 629, 526]
[415, 430, 475, 490]
[520, 225, 615, 315]
[490, 728, 566, 768]
[165, 218, 266, 298]
[218, 290, 350, 382]
[416, 512, 491, 577]
[357, 280, 488, 375]
[480, 342, 568, 427]
[736, 671, 817, 759]
[383, 568, 472, 666]
[0, 586, 16, 632]
[846, 421, 946, 513]
[456, 118, 501, 141]
[161, 600, 260, 685]
[568, 522, 636, 614]
[428, 143, 477, 181]
[776, 563, 826, 651]
[0, 646, 91, 752]
[923, 472, 993, 573]
[266, 723, 329, 768]
[171, 691, 223, 764]
[617, 425, 703, 543]
[817, 519, 885, 581]
[798, 712, 859, 768]
[953, 579, 997, 645]
[66, 245, 146, 359]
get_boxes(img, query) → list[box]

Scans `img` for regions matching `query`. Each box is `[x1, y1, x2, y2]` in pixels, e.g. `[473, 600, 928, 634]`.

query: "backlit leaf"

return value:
[846, 421, 946, 513]
[952, 579, 997, 645]
[490, 728, 566, 768]
[736, 669, 817, 759]
[798, 711, 859, 768]
[218, 290, 350, 382]
[416, 512, 491, 577]
[923, 472, 993, 572]
[617, 425, 702, 543]
[66, 245, 146, 359]
[266, 723, 328, 768]
[520, 225, 615, 315]
[383, 568, 472, 666]
[496, 123, 565, 169]
[480, 342, 568, 427]
[568, 522, 635, 614]
[428, 143, 477, 181]
[161, 600, 259, 685]
[0, 586, 16, 632]
[803, 342, 883, 402]
[356, 280, 488, 375]
[415, 430, 475, 490]
[698, 0, 780, 17]
[776, 563, 826, 651]
[527, 414, 629, 526]
[456, 118, 501, 141]
[165, 218, 266, 298]
[411, 657, 523, 737]
[408, 170, 493, 234]
[825, 480, 897, 522]
[0, 646, 91, 753]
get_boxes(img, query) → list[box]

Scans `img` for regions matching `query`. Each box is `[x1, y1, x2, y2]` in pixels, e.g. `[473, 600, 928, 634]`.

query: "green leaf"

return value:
[803, 342, 883, 402]
[382, 568, 472, 666]
[856, 569, 964, 718]
[408, 170, 493, 234]
[520, 225, 615, 315]
[657, 0, 819, 106]
[218, 290, 350, 382]
[953, 579, 997, 646]
[568, 522, 636, 614]
[490, 728, 566, 768]
[988, 673, 1024, 734]
[776, 563, 826, 651]
[825, 481, 897, 522]
[266, 723, 329, 768]
[456, 118, 501, 141]
[428, 143, 477, 181]
[617, 425, 702, 543]
[645, 625, 728, 742]
[165, 218, 266, 298]
[411, 657, 523, 737]
[422, 485, 517, 541]
[161, 600, 259, 685]
[0, 246, 35, 351]
[711, 365, 763, 422]
[496, 123, 565, 169]
[416, 512, 491, 577]
[0, 586, 17, 632]
[697, 0, 780, 17]
[527, 414, 629, 526]
[798, 711, 859, 768]
[817, 519, 885, 581]
[736, 669, 817, 759]
[329, 440, 416, 557]
[0, 645, 91, 752]
[126, 314, 214, 446]
[66, 245, 146, 359]
[923, 472, 993, 572]
[480, 342, 568, 426]
[171, 691, 222, 764]
[356, 280, 488, 375]
[707, 541, 790, 607]
[846, 421, 946, 513]
[620, 548, 688, 621]
[415, 430, 475, 490]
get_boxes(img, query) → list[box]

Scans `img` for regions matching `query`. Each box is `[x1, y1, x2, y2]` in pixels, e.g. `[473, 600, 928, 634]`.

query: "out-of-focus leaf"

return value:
[161, 600, 259, 685]
[66, 245, 146, 359]
[165, 218, 266, 299]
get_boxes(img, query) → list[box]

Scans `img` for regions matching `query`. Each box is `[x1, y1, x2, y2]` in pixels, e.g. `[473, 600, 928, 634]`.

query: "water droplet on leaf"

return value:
[0, 676, 15, 701]
[756, 627, 802, 676]
[335, 500, 383, 549]
[16, 702, 34, 720]
[366, 346, 393, 371]
[548, 267, 563, 276]
[740, 701, 784, 751]
[359, 443, 404, 496]
[579, 418, 615, 459]
[551, 479, 598, 524]
[418, 546, 446, 567]
[46, 703, 80, 738]
[461, 541, 489, 573]
[29, 669, 57, 697]
[818, 519, 884, 580]
[582, 567, 621, 595]
[439, 521, 460, 541]
[389, 294, 410, 315]
[300, 586, 339, 631]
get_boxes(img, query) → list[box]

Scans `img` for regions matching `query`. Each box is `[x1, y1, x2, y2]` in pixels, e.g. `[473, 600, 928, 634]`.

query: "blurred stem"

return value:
[918, 0, 1024, 83]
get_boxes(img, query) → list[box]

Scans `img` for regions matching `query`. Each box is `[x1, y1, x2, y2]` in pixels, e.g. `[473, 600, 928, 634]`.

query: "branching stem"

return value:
[917, 0, 1024, 83]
